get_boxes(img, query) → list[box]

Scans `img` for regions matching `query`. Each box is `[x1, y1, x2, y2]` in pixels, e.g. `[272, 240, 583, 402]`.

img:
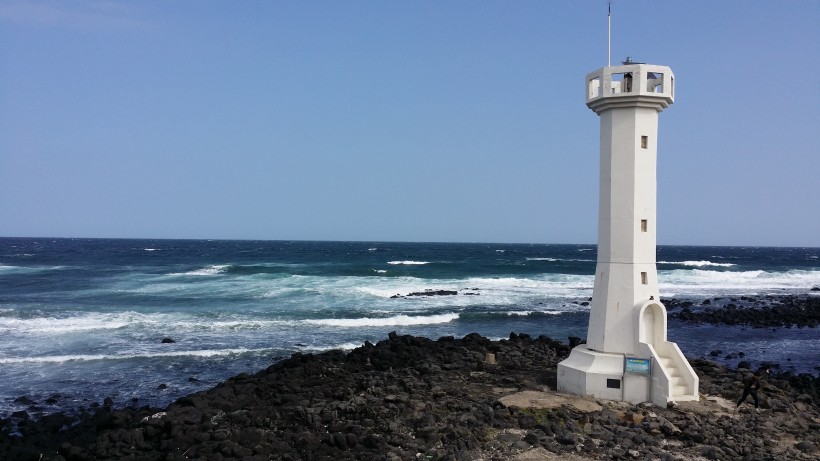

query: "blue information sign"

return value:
[624, 357, 651, 374]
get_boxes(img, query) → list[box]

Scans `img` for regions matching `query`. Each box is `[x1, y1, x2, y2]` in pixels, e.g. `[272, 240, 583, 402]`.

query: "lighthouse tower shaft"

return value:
[586, 66, 667, 354]
[557, 63, 698, 406]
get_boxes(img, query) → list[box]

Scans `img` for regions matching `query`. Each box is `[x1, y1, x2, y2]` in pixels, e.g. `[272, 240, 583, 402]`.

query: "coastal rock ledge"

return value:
[2, 332, 819, 461]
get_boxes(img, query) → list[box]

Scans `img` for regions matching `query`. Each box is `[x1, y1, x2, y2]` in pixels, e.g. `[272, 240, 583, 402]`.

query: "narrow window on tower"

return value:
[641, 272, 648, 285]
[641, 219, 648, 232]
[641, 136, 648, 149]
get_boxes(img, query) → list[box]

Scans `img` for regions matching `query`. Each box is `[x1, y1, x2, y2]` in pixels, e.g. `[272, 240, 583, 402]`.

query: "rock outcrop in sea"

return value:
[666, 295, 820, 329]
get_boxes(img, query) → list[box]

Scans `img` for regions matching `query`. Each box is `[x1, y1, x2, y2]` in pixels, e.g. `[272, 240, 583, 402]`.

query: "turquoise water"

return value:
[1, 238, 818, 417]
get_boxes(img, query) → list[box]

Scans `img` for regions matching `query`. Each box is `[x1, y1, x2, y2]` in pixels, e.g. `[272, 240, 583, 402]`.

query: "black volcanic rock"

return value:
[671, 295, 820, 328]
[406, 289, 458, 297]
[1, 332, 818, 461]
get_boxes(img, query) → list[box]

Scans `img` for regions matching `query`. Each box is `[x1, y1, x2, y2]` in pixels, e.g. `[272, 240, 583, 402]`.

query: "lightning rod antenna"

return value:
[607, 2, 612, 67]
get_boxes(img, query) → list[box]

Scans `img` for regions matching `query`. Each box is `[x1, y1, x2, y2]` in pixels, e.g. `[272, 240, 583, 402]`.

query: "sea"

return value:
[1, 238, 819, 418]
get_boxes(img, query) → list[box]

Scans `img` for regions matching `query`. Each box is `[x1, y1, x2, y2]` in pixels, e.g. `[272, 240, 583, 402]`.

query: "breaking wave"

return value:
[304, 313, 459, 327]
[658, 260, 736, 268]
[0, 348, 263, 364]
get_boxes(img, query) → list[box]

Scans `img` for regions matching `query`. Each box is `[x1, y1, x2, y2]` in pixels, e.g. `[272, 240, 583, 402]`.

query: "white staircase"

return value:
[644, 340, 699, 405]
[659, 354, 690, 398]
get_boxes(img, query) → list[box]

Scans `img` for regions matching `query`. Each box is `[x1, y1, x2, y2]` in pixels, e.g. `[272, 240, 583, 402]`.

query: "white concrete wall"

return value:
[557, 346, 625, 401]
[586, 101, 662, 355]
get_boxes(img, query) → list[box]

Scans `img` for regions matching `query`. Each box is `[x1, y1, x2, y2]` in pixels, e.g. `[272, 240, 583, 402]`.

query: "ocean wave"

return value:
[260, 287, 305, 298]
[659, 269, 820, 294]
[463, 275, 593, 291]
[356, 282, 459, 299]
[171, 264, 231, 276]
[355, 274, 595, 302]
[169, 263, 313, 278]
[387, 261, 430, 265]
[310, 341, 368, 352]
[658, 260, 736, 268]
[503, 310, 562, 316]
[144, 248, 162, 252]
[0, 311, 293, 335]
[0, 314, 133, 334]
[166, 318, 292, 331]
[525, 257, 596, 263]
[0, 348, 263, 364]
[304, 313, 459, 327]
[0, 264, 66, 274]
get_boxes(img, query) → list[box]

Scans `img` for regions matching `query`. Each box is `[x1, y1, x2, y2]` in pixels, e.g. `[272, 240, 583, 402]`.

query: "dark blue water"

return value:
[1, 238, 818, 417]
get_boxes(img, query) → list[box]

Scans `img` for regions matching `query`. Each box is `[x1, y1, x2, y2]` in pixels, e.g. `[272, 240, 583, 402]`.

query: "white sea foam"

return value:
[387, 261, 430, 265]
[658, 260, 736, 268]
[0, 313, 133, 334]
[464, 275, 593, 292]
[357, 286, 441, 299]
[373, 269, 387, 274]
[0, 311, 291, 336]
[0, 264, 64, 274]
[0, 348, 262, 364]
[166, 318, 291, 331]
[310, 341, 366, 352]
[261, 287, 303, 298]
[505, 310, 562, 316]
[659, 269, 820, 295]
[144, 248, 161, 252]
[526, 257, 595, 263]
[304, 313, 459, 327]
[354, 274, 595, 306]
[177, 265, 230, 276]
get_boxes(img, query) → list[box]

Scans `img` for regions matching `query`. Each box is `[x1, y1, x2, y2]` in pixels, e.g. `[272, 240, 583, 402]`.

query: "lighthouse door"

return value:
[639, 303, 665, 346]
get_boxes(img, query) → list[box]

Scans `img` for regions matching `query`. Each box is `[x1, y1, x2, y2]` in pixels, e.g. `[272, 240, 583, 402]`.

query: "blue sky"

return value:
[1, 1, 818, 246]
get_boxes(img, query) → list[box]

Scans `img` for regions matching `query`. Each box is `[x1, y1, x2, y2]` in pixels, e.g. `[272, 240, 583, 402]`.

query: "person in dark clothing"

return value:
[737, 369, 768, 409]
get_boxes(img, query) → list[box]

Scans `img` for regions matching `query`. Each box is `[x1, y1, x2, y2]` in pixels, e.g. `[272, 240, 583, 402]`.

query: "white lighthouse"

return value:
[557, 60, 699, 406]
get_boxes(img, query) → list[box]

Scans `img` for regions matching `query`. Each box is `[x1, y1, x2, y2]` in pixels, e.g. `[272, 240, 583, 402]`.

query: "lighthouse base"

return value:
[557, 346, 652, 404]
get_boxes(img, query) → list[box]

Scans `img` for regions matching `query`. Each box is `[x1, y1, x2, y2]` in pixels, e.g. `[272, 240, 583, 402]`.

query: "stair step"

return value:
[673, 385, 689, 396]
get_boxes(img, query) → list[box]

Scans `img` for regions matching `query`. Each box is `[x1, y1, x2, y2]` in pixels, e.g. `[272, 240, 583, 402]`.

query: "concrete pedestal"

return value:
[557, 346, 654, 404]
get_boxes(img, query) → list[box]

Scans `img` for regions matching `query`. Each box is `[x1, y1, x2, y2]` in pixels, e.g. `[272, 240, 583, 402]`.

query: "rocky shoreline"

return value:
[665, 294, 820, 329]
[2, 328, 818, 461]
